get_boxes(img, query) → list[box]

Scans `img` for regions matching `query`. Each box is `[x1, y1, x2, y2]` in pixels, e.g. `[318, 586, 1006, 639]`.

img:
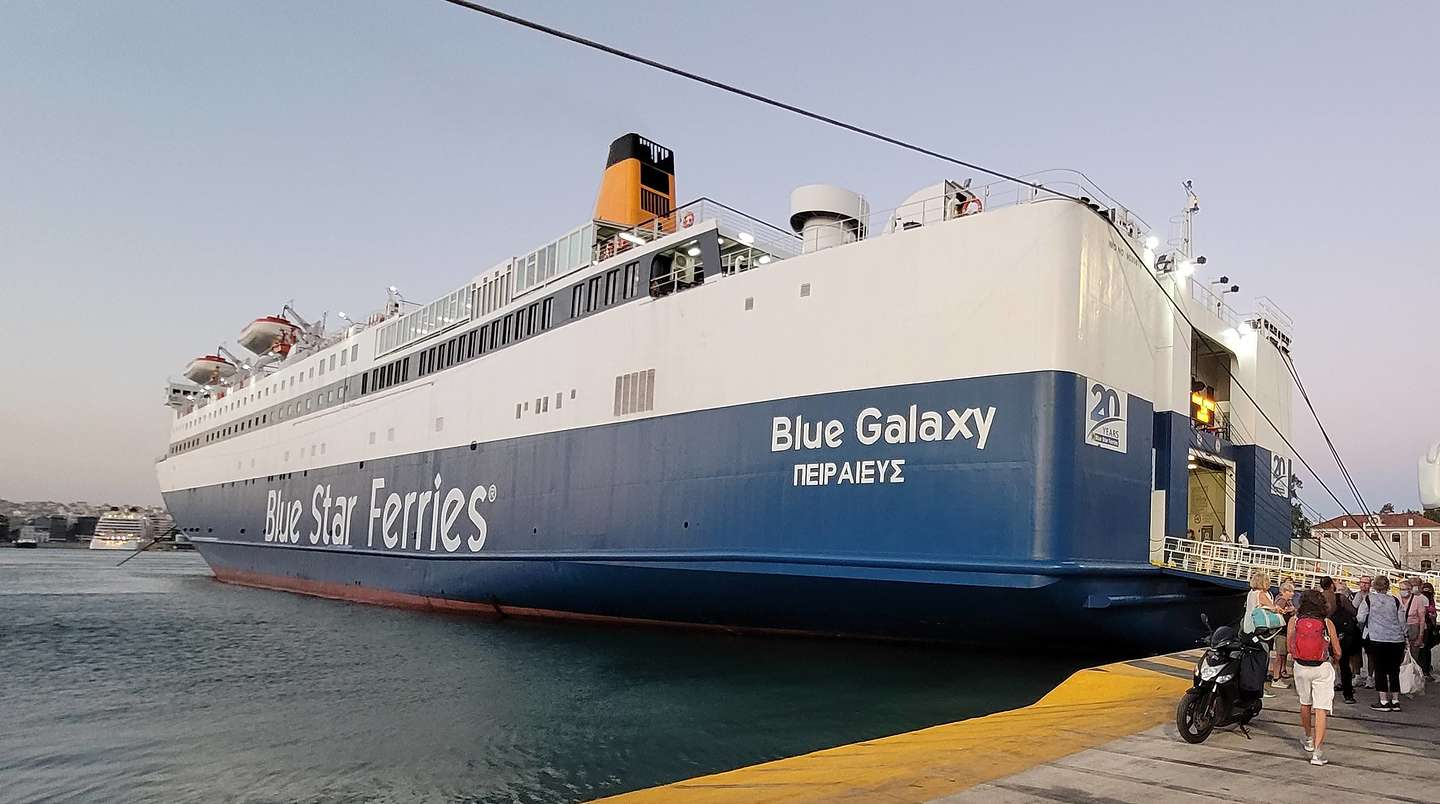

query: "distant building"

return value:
[1308, 513, 1440, 572]
[0, 514, 10, 541]
[19, 517, 53, 545]
[71, 515, 99, 541]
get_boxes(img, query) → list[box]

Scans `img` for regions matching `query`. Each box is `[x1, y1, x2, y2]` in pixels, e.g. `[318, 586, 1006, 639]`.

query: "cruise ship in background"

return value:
[156, 134, 1300, 650]
[88, 508, 154, 551]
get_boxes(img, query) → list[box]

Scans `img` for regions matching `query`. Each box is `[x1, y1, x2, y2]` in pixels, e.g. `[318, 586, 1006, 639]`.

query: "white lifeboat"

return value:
[183, 354, 236, 385]
[237, 315, 300, 356]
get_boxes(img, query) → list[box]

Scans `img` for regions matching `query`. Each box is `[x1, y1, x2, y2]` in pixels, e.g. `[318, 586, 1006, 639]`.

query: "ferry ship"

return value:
[157, 135, 1299, 651]
[89, 509, 153, 551]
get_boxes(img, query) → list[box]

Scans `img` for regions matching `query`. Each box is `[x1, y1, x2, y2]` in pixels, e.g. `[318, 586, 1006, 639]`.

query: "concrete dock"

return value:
[596, 650, 1440, 803]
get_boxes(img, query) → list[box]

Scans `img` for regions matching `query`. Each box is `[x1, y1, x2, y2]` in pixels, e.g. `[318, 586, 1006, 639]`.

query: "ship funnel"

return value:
[789, 185, 868, 254]
[594, 133, 675, 227]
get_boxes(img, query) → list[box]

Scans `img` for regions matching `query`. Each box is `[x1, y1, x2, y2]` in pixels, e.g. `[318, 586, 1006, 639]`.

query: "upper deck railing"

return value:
[593, 197, 800, 266]
[1188, 279, 1244, 330]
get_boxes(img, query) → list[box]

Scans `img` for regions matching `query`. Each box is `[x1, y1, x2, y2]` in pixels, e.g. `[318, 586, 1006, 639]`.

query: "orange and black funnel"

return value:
[594, 133, 675, 227]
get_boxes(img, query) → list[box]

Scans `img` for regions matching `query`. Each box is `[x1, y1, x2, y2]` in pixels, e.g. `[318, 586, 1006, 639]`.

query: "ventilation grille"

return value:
[640, 187, 672, 217]
[614, 369, 656, 416]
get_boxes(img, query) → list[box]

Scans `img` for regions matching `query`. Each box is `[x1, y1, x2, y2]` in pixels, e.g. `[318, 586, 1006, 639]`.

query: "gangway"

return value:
[1155, 536, 1440, 590]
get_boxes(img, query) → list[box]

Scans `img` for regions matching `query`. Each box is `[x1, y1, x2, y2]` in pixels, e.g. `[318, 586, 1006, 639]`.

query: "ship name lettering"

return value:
[264, 489, 305, 544]
[308, 484, 356, 546]
[772, 405, 996, 453]
[368, 475, 490, 553]
[792, 458, 905, 486]
[855, 405, 995, 450]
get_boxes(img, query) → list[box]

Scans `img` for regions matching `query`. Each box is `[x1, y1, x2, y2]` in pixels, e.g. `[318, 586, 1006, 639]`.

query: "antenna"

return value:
[1181, 180, 1200, 258]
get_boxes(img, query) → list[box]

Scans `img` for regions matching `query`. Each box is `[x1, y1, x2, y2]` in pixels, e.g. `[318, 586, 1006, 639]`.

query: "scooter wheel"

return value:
[1176, 690, 1216, 744]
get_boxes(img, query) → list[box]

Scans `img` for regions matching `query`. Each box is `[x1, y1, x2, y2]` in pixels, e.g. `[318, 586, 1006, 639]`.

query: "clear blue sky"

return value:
[2, 2, 1435, 512]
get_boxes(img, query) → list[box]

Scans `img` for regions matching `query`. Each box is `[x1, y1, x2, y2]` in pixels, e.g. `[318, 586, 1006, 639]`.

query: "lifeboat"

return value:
[238, 315, 300, 356]
[183, 354, 236, 385]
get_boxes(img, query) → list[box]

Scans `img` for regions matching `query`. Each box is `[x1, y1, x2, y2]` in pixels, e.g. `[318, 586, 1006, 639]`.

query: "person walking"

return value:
[1401, 579, 1427, 668]
[1244, 569, 1279, 699]
[1358, 575, 1408, 711]
[1354, 575, 1373, 687]
[1422, 581, 1437, 681]
[1321, 576, 1360, 704]
[1270, 579, 1297, 688]
[1290, 589, 1341, 766]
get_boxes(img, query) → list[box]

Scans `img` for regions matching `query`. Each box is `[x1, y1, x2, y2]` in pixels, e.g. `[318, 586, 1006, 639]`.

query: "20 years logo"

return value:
[1085, 380, 1128, 454]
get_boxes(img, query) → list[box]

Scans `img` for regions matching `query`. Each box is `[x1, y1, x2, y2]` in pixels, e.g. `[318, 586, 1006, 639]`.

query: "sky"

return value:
[1, 1, 1436, 511]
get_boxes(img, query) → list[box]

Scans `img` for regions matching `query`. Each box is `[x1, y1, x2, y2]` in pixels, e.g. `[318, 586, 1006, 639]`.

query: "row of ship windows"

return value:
[183, 383, 581, 492]
[180, 344, 363, 432]
[171, 264, 643, 455]
[170, 383, 351, 456]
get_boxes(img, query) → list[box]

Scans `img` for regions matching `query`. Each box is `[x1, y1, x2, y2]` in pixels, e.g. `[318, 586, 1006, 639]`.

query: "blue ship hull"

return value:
[165, 371, 1245, 652]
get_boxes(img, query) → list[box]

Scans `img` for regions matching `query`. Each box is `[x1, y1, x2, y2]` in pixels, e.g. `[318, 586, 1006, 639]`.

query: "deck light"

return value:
[738, 232, 755, 245]
[618, 232, 646, 245]
[758, 255, 772, 265]
[687, 246, 701, 257]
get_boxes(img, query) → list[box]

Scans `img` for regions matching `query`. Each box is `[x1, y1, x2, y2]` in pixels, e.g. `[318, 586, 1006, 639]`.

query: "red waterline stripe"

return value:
[209, 567, 875, 641]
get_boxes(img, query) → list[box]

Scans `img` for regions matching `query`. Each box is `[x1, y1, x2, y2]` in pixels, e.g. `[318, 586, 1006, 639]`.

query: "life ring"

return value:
[681, 211, 695, 228]
[959, 197, 984, 216]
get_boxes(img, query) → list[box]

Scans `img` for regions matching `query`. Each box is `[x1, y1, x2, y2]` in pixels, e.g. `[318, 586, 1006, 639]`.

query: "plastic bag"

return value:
[1400, 647, 1426, 695]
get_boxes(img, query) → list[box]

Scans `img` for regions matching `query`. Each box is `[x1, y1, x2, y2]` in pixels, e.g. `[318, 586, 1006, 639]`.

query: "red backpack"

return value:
[1292, 617, 1329, 662]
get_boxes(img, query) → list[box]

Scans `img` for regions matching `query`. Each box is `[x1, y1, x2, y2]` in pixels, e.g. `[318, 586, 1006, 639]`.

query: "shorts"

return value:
[1294, 661, 1335, 711]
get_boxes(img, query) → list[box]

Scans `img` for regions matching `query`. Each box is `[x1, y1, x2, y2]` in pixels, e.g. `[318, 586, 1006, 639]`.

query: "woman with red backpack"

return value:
[1289, 589, 1341, 766]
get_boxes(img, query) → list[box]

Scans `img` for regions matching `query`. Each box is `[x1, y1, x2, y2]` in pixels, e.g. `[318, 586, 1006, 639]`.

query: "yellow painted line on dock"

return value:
[594, 656, 1191, 804]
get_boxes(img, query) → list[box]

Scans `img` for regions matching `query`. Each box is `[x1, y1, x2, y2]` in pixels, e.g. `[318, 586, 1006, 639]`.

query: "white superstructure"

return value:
[89, 510, 152, 551]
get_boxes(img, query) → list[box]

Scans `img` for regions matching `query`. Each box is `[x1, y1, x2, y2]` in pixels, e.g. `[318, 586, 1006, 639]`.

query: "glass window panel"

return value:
[537, 246, 549, 281]
[546, 243, 557, 278]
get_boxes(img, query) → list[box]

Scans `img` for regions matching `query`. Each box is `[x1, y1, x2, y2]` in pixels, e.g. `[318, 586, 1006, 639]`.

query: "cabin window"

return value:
[541, 298, 553, 330]
[623, 262, 640, 298]
[351, 345, 359, 362]
[586, 276, 601, 312]
[605, 269, 619, 305]
[571, 285, 583, 318]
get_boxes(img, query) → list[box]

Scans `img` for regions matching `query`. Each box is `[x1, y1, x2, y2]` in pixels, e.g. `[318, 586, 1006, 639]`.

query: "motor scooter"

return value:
[1176, 614, 1280, 743]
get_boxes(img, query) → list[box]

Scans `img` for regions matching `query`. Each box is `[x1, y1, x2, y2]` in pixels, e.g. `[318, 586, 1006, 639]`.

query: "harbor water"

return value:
[0, 550, 1087, 803]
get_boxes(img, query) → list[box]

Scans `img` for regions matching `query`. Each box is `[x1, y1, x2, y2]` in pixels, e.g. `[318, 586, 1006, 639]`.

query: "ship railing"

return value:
[593, 198, 800, 267]
[1158, 535, 1440, 590]
[1188, 278, 1245, 330]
